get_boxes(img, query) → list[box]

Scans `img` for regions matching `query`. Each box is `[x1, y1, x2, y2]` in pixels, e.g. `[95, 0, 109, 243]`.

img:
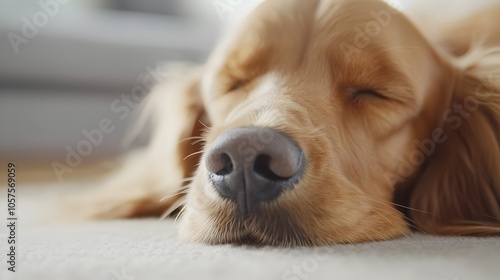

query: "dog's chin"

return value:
[178, 197, 412, 246]
[177, 179, 410, 246]
[178, 200, 317, 246]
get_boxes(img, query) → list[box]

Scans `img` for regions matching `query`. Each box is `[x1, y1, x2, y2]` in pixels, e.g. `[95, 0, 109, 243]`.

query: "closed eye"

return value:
[352, 88, 389, 100]
[227, 80, 247, 92]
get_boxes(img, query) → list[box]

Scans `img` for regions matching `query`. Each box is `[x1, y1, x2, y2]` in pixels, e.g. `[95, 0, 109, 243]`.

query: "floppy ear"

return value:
[409, 47, 500, 235]
[66, 65, 208, 219]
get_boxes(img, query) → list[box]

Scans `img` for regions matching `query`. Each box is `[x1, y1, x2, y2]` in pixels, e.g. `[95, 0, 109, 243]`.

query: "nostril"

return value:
[206, 127, 306, 213]
[215, 153, 233, 176]
[254, 154, 290, 181]
[206, 151, 234, 176]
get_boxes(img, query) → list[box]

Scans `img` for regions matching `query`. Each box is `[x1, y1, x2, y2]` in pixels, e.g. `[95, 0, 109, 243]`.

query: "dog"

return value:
[71, 0, 500, 246]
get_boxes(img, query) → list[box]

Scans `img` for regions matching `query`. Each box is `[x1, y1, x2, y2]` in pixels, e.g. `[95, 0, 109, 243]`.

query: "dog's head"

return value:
[151, 0, 500, 245]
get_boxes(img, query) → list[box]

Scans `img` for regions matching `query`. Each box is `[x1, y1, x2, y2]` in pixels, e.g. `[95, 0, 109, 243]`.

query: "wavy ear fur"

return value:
[409, 47, 500, 235]
[65, 65, 207, 219]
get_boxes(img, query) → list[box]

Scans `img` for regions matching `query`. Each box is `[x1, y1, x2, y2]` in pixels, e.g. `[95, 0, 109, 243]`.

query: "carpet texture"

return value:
[2, 220, 500, 280]
[0, 184, 499, 280]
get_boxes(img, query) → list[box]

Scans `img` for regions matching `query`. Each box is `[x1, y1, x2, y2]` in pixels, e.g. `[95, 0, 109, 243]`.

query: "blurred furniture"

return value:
[0, 0, 219, 160]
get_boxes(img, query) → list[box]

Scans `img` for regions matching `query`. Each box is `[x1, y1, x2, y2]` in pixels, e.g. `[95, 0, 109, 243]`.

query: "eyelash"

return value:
[352, 88, 388, 100]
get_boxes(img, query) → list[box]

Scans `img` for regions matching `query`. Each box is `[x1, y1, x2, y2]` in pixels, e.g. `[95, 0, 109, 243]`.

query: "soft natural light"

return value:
[383, 0, 404, 11]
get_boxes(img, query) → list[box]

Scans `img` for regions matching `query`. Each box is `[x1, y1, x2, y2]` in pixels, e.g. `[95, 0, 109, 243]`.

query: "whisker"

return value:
[174, 205, 188, 226]
[329, 197, 424, 233]
[160, 198, 186, 220]
[179, 136, 204, 143]
[307, 124, 326, 135]
[180, 177, 195, 184]
[159, 184, 190, 201]
[362, 195, 434, 215]
[159, 189, 189, 202]
[183, 150, 204, 161]
[198, 120, 210, 129]
[359, 196, 427, 231]
[191, 139, 206, 145]
[478, 213, 500, 222]
[299, 133, 327, 138]
[371, 207, 412, 239]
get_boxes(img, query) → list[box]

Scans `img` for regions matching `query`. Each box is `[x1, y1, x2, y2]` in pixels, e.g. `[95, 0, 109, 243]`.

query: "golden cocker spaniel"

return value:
[74, 0, 500, 246]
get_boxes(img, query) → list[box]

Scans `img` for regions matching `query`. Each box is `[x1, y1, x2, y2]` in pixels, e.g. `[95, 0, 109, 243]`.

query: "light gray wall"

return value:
[0, 2, 220, 159]
[1, 0, 499, 160]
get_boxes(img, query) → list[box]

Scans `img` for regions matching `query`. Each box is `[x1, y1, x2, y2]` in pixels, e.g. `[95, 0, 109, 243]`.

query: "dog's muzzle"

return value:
[205, 127, 306, 215]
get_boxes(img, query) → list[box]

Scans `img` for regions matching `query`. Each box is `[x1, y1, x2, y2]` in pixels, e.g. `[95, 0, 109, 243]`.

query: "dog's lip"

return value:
[210, 211, 299, 246]
[234, 233, 262, 246]
[205, 223, 260, 245]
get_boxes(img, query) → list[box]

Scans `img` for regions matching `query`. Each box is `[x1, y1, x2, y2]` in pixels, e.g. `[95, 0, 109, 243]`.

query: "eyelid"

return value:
[227, 80, 247, 92]
[354, 88, 389, 100]
[346, 87, 388, 100]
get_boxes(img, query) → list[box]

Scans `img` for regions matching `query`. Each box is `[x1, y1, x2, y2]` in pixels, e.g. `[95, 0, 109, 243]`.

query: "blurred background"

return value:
[0, 0, 498, 181]
[0, 0, 265, 181]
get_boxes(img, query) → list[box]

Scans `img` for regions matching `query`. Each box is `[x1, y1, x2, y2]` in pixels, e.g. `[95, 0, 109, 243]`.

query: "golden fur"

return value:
[73, 0, 500, 245]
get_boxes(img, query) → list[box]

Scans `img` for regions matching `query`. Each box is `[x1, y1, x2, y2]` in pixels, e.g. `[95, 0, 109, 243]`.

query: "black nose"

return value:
[205, 127, 305, 215]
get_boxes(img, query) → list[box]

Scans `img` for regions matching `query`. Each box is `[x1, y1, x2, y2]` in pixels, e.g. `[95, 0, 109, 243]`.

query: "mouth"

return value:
[238, 235, 269, 246]
[187, 198, 313, 246]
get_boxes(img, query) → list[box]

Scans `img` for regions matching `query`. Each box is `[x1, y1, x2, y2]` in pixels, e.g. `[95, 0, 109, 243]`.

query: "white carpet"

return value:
[0, 184, 499, 280]
[2, 220, 500, 280]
